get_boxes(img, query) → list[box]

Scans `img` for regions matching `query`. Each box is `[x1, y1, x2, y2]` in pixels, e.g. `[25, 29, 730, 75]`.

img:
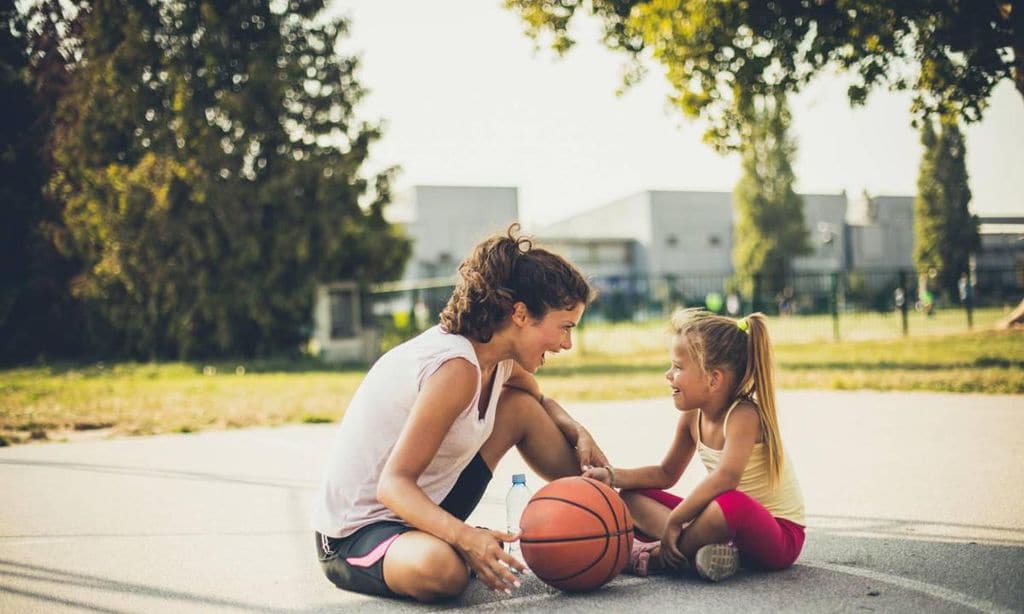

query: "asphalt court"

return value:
[1, 390, 1021, 612]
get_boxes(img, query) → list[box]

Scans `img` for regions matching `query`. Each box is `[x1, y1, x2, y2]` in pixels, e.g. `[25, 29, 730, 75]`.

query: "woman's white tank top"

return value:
[311, 326, 513, 538]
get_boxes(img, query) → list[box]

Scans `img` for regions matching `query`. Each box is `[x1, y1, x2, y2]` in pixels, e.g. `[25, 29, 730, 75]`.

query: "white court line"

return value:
[800, 560, 1015, 614]
[462, 577, 647, 611]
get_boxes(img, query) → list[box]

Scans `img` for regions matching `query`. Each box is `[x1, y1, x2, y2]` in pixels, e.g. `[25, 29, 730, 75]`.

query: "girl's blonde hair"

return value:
[670, 308, 783, 488]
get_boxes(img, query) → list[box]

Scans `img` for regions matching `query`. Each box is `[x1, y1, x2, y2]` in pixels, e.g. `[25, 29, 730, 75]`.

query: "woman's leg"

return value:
[382, 532, 469, 602]
[317, 523, 467, 603]
[477, 388, 580, 479]
[381, 390, 580, 601]
[382, 453, 502, 602]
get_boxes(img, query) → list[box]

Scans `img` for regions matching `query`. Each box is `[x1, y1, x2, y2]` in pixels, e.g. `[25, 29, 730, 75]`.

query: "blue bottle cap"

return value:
[512, 473, 526, 485]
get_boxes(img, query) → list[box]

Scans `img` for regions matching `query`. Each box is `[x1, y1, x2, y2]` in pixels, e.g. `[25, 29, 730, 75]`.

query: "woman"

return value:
[311, 224, 607, 602]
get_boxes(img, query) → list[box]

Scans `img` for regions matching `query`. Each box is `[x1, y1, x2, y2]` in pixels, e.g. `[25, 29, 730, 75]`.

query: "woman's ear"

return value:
[511, 302, 529, 326]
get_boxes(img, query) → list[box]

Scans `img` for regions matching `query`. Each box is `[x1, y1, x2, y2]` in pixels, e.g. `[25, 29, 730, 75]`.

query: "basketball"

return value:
[518, 476, 634, 592]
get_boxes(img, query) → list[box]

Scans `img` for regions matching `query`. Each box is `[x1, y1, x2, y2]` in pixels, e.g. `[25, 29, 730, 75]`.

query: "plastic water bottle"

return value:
[505, 473, 531, 565]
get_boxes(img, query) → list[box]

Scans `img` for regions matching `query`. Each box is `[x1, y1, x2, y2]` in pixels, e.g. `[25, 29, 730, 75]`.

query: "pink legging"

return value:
[629, 488, 805, 570]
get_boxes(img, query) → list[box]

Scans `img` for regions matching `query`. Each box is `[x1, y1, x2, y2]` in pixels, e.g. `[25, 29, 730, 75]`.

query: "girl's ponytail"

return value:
[740, 314, 783, 489]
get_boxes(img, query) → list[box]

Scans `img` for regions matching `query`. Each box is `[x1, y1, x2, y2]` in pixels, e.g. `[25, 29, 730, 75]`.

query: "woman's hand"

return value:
[575, 426, 609, 472]
[582, 465, 612, 486]
[659, 521, 688, 570]
[454, 527, 525, 593]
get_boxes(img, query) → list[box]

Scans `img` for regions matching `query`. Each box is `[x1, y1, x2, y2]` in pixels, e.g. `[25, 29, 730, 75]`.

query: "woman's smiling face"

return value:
[515, 303, 584, 372]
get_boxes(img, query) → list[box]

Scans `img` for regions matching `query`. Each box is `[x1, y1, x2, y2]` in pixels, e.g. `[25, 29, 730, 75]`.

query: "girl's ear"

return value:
[708, 368, 727, 392]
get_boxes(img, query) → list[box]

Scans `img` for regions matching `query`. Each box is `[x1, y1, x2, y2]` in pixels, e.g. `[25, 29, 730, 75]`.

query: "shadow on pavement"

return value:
[0, 558, 282, 613]
[0, 458, 316, 491]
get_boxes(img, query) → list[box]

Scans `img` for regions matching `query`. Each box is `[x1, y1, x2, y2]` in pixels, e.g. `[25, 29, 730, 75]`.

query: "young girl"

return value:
[585, 308, 804, 582]
[312, 225, 608, 602]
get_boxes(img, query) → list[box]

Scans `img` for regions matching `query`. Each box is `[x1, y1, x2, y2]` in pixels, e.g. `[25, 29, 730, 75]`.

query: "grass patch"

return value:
[0, 359, 364, 444]
[541, 328, 1024, 397]
[1, 328, 1021, 445]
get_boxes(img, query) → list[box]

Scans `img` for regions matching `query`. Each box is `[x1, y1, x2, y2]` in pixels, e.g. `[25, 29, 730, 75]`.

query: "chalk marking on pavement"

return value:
[457, 577, 647, 611]
[801, 560, 1015, 614]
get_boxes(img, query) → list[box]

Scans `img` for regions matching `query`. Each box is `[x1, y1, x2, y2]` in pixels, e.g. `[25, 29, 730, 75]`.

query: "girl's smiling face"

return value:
[665, 334, 711, 411]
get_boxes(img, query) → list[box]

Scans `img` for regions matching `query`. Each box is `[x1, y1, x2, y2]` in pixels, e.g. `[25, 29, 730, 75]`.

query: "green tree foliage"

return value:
[913, 118, 979, 298]
[18, 0, 408, 359]
[505, 0, 1022, 150]
[1, 3, 90, 363]
[731, 95, 810, 297]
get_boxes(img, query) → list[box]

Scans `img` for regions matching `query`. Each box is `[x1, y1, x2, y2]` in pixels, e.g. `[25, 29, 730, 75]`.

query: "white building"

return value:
[535, 189, 905, 279]
[538, 191, 734, 278]
[975, 216, 1024, 298]
[387, 185, 519, 280]
[976, 217, 1024, 270]
[845, 195, 915, 270]
[793, 193, 849, 273]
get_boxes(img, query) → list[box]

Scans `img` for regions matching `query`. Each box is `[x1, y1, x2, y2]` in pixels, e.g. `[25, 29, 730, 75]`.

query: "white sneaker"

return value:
[694, 543, 739, 582]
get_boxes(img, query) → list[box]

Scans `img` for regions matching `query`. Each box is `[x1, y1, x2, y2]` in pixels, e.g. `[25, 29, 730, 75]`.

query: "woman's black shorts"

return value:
[315, 452, 492, 598]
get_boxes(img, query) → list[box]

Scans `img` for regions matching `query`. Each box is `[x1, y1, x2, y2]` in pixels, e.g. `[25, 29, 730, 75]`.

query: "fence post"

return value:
[409, 288, 420, 333]
[898, 270, 909, 337]
[830, 272, 840, 342]
[960, 271, 974, 330]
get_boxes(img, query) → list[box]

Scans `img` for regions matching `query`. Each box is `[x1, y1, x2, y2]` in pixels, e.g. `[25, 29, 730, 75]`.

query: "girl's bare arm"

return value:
[587, 411, 696, 490]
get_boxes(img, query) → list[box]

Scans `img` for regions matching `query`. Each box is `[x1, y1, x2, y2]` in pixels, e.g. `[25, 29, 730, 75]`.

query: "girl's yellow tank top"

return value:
[697, 401, 806, 526]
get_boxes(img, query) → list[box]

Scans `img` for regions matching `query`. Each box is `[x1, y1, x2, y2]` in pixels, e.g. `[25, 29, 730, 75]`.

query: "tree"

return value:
[731, 95, 810, 300]
[505, 0, 1022, 150]
[913, 117, 979, 299]
[1, 2, 90, 363]
[27, 0, 408, 358]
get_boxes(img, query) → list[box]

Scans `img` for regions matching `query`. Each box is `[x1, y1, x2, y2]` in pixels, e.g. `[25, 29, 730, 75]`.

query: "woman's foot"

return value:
[694, 543, 739, 582]
[626, 539, 660, 576]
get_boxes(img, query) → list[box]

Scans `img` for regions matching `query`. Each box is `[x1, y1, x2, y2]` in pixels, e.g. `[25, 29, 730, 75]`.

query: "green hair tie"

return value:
[736, 317, 750, 333]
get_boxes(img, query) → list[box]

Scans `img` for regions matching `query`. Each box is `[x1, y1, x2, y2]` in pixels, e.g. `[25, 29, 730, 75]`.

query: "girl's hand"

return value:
[659, 522, 687, 570]
[582, 466, 611, 486]
[575, 426, 609, 472]
[454, 527, 524, 593]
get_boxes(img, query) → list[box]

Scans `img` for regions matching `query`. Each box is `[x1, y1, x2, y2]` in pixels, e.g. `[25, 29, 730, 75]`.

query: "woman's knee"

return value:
[496, 387, 541, 416]
[418, 549, 469, 601]
[479, 388, 543, 466]
[401, 547, 469, 602]
[385, 536, 469, 602]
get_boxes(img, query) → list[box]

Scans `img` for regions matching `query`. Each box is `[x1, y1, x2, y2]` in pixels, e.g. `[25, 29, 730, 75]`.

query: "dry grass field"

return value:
[2, 324, 1020, 446]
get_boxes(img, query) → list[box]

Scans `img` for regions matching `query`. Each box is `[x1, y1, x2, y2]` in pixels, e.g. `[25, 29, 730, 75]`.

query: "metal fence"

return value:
[365, 267, 1023, 347]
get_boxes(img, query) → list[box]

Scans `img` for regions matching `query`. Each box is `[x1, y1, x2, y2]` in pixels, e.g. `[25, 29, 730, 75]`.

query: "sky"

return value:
[326, 0, 1024, 230]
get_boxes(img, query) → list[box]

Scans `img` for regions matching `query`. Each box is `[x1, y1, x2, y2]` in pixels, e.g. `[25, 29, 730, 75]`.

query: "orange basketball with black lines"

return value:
[518, 476, 634, 592]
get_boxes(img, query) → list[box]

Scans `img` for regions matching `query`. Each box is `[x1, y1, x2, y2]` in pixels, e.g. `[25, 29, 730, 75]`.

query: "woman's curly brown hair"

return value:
[439, 224, 594, 342]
